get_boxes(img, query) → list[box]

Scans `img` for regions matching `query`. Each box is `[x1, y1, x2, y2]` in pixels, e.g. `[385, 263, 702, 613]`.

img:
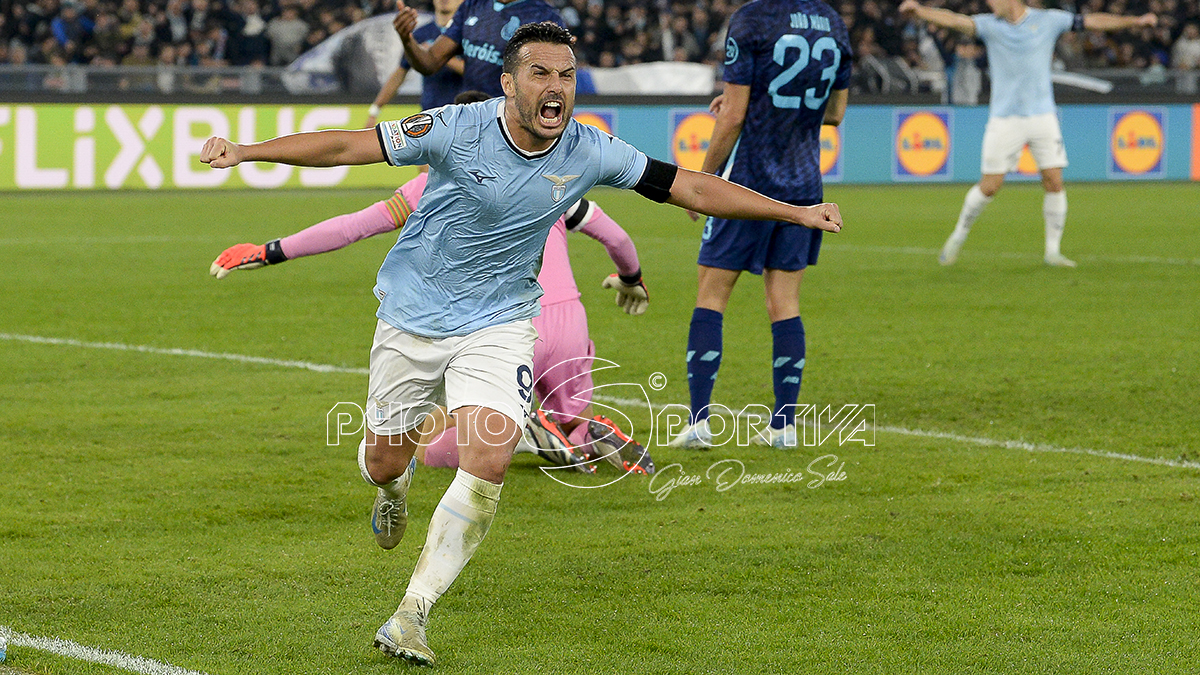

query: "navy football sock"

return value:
[771, 317, 805, 429]
[686, 308, 723, 425]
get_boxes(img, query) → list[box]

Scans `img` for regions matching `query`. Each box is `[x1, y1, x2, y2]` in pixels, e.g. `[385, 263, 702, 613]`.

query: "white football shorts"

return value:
[980, 112, 1068, 176]
[365, 318, 537, 436]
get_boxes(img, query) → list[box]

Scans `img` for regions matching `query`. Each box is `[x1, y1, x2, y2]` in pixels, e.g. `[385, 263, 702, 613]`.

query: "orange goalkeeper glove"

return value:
[601, 271, 649, 316]
[209, 240, 287, 279]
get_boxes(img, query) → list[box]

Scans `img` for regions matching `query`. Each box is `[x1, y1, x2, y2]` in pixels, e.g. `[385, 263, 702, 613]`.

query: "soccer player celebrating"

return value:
[899, 0, 1157, 268]
[364, 0, 465, 127]
[200, 23, 841, 667]
[211, 91, 655, 476]
[670, 0, 851, 449]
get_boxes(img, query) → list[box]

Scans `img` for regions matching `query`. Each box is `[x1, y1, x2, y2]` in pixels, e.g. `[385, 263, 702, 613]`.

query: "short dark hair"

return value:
[501, 22, 576, 74]
[453, 90, 491, 104]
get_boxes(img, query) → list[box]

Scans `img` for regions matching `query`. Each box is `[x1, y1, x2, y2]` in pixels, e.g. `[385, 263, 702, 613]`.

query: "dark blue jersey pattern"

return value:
[720, 0, 852, 204]
[401, 21, 463, 110]
[443, 0, 565, 97]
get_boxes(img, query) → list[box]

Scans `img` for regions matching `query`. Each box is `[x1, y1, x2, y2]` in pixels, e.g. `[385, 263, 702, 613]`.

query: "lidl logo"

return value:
[573, 109, 615, 135]
[671, 110, 715, 171]
[1109, 108, 1165, 177]
[820, 124, 842, 181]
[894, 110, 951, 180]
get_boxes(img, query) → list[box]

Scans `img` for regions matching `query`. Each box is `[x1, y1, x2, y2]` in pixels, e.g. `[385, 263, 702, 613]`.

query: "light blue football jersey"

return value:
[973, 8, 1075, 118]
[373, 99, 649, 337]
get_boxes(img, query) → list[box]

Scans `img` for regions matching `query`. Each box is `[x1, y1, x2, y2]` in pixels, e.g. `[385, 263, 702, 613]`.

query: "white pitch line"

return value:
[0, 333, 368, 375]
[1, 627, 211, 675]
[3, 332, 1195, 471]
[589, 394, 1200, 471]
[821, 243, 1200, 266]
[0, 236, 229, 246]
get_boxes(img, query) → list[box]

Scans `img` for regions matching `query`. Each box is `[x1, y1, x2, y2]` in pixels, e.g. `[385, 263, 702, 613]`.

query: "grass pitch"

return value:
[1, 183, 1198, 674]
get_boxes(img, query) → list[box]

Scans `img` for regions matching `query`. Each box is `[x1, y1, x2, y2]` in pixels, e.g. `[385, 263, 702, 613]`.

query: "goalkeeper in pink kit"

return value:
[212, 168, 655, 476]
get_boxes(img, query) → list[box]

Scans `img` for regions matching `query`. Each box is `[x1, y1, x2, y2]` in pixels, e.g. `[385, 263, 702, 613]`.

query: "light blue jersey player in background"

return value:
[671, 0, 852, 449]
[199, 23, 843, 668]
[900, 0, 1157, 268]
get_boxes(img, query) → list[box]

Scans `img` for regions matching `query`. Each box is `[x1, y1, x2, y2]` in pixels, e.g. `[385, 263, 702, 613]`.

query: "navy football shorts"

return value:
[697, 216, 823, 274]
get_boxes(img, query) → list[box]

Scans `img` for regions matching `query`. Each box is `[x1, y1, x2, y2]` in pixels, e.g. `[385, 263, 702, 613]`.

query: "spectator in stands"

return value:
[229, 0, 269, 66]
[949, 40, 983, 104]
[1174, 22, 1200, 68]
[663, 13, 701, 62]
[119, 40, 155, 90]
[860, 0, 904, 55]
[266, 5, 309, 66]
[5, 0, 1195, 92]
[51, 1, 93, 61]
[1055, 29, 1088, 69]
[158, 0, 191, 46]
[90, 10, 126, 62]
[117, 0, 145, 42]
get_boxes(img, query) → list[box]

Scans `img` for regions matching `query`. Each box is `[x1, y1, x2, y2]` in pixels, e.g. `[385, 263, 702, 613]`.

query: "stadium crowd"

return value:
[1, 0, 1198, 75]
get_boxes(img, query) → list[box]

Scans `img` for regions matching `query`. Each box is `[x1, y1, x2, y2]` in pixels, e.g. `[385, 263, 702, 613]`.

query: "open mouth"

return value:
[539, 100, 564, 127]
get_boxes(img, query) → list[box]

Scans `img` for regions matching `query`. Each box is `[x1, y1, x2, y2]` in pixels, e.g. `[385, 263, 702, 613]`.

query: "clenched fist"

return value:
[200, 137, 243, 169]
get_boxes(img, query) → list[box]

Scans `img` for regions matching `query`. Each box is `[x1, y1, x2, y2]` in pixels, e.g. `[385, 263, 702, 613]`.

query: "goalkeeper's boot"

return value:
[754, 424, 799, 449]
[668, 419, 713, 449]
[371, 457, 415, 550]
[1044, 252, 1077, 268]
[374, 596, 436, 667]
[527, 411, 595, 474]
[588, 415, 655, 474]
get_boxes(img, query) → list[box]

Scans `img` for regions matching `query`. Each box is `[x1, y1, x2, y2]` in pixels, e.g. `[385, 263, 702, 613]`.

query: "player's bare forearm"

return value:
[393, 7, 448, 75]
[667, 169, 842, 233]
[373, 67, 408, 108]
[400, 37, 441, 75]
[900, 0, 975, 35]
[701, 118, 742, 175]
[446, 56, 465, 76]
[823, 88, 849, 126]
[398, 21, 455, 76]
[701, 84, 748, 175]
[200, 129, 384, 169]
[1084, 12, 1157, 32]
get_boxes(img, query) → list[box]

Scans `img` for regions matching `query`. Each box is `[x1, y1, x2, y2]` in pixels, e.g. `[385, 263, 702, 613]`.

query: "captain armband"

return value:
[633, 159, 679, 203]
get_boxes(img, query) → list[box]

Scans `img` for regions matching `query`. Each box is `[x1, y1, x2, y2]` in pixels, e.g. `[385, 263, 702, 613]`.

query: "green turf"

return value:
[1, 184, 1198, 674]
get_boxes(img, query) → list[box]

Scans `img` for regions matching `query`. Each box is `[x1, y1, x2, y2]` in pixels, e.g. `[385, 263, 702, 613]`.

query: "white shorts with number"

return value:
[980, 112, 1068, 176]
[365, 318, 537, 436]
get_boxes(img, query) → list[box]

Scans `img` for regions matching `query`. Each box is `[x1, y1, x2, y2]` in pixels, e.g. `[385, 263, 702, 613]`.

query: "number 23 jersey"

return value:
[721, 0, 852, 204]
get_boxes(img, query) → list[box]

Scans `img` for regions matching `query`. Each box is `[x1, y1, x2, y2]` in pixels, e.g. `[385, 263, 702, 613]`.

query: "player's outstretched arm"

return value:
[665, 167, 842, 233]
[701, 84, 749, 175]
[899, 0, 975, 35]
[1083, 12, 1157, 32]
[366, 66, 410, 128]
[393, 5, 457, 76]
[209, 199, 405, 279]
[200, 129, 385, 169]
[824, 88, 849, 127]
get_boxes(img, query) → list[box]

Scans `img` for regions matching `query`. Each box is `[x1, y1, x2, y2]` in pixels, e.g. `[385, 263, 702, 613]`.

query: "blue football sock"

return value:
[771, 316, 805, 429]
[686, 308, 723, 425]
